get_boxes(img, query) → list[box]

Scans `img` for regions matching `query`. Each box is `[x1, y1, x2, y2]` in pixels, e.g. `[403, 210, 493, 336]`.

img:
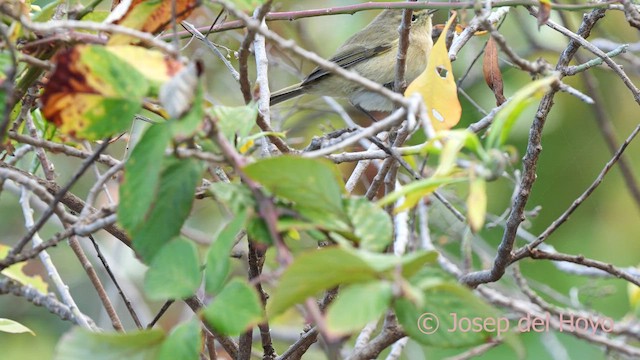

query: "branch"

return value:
[0, 211, 117, 270]
[346, 314, 405, 360]
[8, 139, 111, 258]
[19, 188, 96, 330]
[183, 1, 619, 35]
[512, 123, 640, 259]
[238, 1, 273, 103]
[576, 57, 640, 209]
[0, 277, 95, 327]
[302, 107, 409, 158]
[14, 16, 176, 55]
[534, 9, 640, 103]
[8, 132, 120, 167]
[184, 296, 239, 358]
[207, 115, 291, 265]
[393, 3, 416, 93]
[460, 8, 606, 287]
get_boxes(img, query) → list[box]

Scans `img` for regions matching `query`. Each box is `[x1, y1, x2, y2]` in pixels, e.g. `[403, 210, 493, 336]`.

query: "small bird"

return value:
[270, 9, 435, 112]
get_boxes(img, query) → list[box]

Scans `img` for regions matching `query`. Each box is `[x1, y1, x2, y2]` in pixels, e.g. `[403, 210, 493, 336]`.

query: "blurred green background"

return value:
[2, 0, 640, 359]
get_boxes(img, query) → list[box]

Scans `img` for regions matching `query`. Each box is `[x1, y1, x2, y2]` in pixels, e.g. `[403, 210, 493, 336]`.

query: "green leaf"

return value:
[203, 279, 263, 336]
[326, 282, 392, 335]
[205, 211, 247, 294]
[78, 10, 111, 22]
[394, 281, 498, 348]
[377, 176, 464, 212]
[118, 124, 172, 233]
[131, 156, 203, 262]
[433, 130, 471, 177]
[268, 247, 378, 316]
[42, 45, 190, 140]
[144, 238, 201, 300]
[486, 74, 558, 149]
[157, 321, 201, 360]
[0, 318, 35, 335]
[268, 246, 438, 316]
[244, 156, 348, 230]
[32, 0, 64, 22]
[356, 250, 439, 277]
[82, 46, 149, 97]
[42, 45, 150, 140]
[208, 182, 255, 214]
[246, 216, 273, 245]
[212, 104, 257, 146]
[54, 328, 164, 360]
[460, 131, 490, 163]
[0, 51, 7, 120]
[78, 97, 143, 140]
[343, 197, 392, 252]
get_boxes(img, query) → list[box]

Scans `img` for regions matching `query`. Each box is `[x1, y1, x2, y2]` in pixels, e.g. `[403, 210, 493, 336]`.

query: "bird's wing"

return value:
[301, 44, 393, 86]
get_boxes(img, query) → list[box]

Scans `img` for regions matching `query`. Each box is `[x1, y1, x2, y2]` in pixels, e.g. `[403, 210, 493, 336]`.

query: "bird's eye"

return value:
[411, 14, 418, 22]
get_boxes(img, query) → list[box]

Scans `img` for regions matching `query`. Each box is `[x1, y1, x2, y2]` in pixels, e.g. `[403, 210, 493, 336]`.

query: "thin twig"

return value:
[0, 277, 94, 327]
[577, 60, 640, 209]
[460, 8, 606, 287]
[184, 296, 239, 358]
[67, 234, 124, 331]
[19, 188, 95, 330]
[514, 123, 640, 259]
[147, 300, 175, 329]
[181, 21, 240, 81]
[16, 17, 176, 55]
[88, 234, 143, 329]
[8, 139, 111, 258]
[177, 1, 619, 35]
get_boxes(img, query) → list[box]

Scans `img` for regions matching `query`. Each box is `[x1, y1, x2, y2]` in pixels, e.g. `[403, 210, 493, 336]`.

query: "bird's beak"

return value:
[427, 9, 438, 15]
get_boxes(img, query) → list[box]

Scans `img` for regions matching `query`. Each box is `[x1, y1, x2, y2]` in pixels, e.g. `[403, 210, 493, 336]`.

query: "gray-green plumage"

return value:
[270, 10, 434, 111]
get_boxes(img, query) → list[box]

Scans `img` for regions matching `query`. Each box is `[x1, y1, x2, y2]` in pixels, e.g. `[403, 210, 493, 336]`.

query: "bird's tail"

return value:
[270, 84, 305, 106]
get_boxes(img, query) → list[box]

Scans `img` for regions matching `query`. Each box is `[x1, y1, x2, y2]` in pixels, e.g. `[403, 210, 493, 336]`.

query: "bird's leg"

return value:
[354, 104, 380, 123]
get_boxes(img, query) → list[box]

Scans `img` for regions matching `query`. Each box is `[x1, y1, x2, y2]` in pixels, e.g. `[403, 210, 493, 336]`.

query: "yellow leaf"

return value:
[377, 177, 464, 212]
[406, 12, 461, 131]
[239, 139, 254, 154]
[0, 245, 48, 295]
[467, 173, 487, 233]
[629, 282, 640, 312]
[287, 228, 301, 241]
[433, 130, 470, 177]
[106, 46, 183, 86]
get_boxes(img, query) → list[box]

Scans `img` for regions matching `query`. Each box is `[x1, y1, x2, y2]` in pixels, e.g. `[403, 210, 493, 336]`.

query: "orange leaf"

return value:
[109, 0, 199, 45]
[482, 37, 506, 106]
[405, 12, 461, 131]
